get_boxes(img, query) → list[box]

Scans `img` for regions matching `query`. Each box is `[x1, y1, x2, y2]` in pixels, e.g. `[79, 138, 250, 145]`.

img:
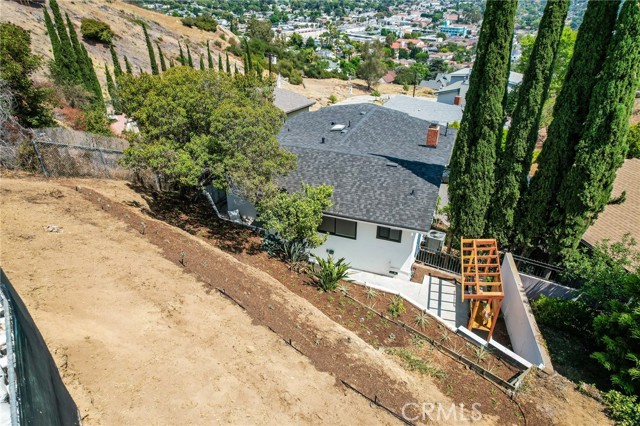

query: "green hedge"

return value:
[80, 18, 113, 44]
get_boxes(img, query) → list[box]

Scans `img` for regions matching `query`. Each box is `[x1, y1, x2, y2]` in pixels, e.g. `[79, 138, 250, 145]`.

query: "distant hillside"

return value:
[1, 0, 242, 86]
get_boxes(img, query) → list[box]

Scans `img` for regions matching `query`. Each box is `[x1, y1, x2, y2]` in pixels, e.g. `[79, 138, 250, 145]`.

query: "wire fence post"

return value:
[97, 148, 110, 178]
[31, 139, 49, 177]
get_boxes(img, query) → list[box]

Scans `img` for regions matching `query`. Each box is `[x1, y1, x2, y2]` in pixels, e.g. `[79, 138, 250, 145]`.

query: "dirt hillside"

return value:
[1, 0, 241, 86]
[1, 175, 492, 425]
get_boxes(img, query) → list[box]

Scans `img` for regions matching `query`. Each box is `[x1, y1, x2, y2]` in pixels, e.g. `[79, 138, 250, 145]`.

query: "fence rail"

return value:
[415, 249, 461, 275]
[415, 246, 566, 284]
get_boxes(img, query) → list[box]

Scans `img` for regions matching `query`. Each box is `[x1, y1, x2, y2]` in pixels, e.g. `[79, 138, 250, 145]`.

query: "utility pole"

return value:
[413, 70, 418, 97]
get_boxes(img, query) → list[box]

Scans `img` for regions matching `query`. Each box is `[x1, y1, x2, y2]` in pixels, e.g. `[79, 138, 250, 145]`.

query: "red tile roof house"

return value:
[391, 39, 427, 51]
[379, 70, 397, 84]
[582, 158, 640, 251]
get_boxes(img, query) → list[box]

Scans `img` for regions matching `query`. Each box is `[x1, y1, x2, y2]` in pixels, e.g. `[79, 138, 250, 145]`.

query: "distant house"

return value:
[220, 104, 456, 278]
[582, 158, 640, 250]
[273, 88, 316, 118]
[438, 20, 468, 37]
[383, 95, 462, 125]
[435, 68, 523, 106]
[391, 38, 427, 52]
[379, 70, 397, 84]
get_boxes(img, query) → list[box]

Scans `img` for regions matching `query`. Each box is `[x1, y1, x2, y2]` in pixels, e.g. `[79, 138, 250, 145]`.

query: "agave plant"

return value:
[308, 254, 351, 292]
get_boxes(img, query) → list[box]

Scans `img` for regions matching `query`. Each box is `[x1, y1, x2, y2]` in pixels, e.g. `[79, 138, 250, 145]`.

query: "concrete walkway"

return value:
[349, 270, 468, 329]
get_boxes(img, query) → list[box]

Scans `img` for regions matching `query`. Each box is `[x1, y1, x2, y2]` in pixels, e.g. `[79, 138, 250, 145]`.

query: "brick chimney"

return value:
[426, 123, 439, 147]
[453, 95, 462, 106]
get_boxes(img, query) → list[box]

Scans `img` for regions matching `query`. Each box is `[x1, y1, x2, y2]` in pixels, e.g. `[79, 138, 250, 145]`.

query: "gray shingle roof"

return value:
[277, 104, 456, 232]
[273, 88, 316, 114]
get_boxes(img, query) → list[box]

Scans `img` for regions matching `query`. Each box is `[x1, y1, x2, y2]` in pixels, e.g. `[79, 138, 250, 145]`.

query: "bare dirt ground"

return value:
[280, 78, 436, 110]
[1, 175, 492, 426]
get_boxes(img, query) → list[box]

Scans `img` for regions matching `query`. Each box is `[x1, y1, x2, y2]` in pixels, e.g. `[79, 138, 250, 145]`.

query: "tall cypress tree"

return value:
[207, 40, 214, 68]
[218, 53, 223, 72]
[105, 64, 120, 112]
[43, 8, 61, 62]
[516, 0, 621, 251]
[178, 42, 186, 66]
[81, 44, 104, 105]
[226, 52, 231, 73]
[485, 0, 570, 245]
[66, 14, 90, 83]
[447, 0, 518, 239]
[199, 54, 205, 70]
[156, 42, 167, 72]
[142, 24, 158, 75]
[49, 0, 79, 82]
[124, 56, 133, 74]
[234, 63, 239, 75]
[110, 44, 123, 77]
[548, 0, 640, 260]
[186, 44, 194, 68]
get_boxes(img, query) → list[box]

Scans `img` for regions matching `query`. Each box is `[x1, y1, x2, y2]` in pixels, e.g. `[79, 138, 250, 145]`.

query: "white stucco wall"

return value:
[501, 253, 551, 370]
[310, 218, 421, 279]
[227, 193, 258, 222]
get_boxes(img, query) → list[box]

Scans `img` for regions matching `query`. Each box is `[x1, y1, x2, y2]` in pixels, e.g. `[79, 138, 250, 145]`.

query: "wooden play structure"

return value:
[460, 238, 504, 341]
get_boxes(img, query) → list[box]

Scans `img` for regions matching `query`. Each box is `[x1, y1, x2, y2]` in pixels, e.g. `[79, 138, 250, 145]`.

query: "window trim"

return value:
[318, 215, 358, 240]
[376, 226, 402, 243]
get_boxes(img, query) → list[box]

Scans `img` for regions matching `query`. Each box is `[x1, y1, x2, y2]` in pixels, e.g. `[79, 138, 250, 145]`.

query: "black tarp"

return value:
[1, 268, 81, 426]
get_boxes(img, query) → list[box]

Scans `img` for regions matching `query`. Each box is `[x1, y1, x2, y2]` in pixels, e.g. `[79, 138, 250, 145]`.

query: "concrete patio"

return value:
[349, 270, 469, 329]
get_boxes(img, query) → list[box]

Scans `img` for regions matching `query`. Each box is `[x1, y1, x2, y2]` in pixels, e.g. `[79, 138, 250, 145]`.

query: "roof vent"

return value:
[386, 162, 398, 167]
[331, 124, 346, 131]
[341, 129, 348, 134]
[360, 111, 366, 115]
[321, 137, 326, 144]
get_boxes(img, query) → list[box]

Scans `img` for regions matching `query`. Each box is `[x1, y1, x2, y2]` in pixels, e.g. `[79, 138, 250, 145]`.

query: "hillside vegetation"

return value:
[0, 0, 241, 86]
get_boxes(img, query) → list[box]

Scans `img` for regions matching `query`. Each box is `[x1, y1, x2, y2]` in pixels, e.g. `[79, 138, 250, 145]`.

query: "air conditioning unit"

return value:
[425, 230, 446, 252]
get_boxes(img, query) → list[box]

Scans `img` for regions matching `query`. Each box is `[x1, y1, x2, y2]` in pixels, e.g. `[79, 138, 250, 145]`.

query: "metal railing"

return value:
[415, 246, 566, 284]
[415, 249, 461, 275]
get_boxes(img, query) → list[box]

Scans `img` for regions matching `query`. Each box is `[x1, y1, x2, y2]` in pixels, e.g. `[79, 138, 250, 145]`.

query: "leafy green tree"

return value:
[0, 23, 54, 128]
[156, 42, 166, 72]
[247, 18, 273, 43]
[305, 36, 316, 49]
[564, 236, 640, 395]
[207, 40, 214, 68]
[517, 0, 620, 252]
[485, 0, 570, 245]
[549, 0, 640, 260]
[258, 183, 333, 248]
[80, 18, 113, 44]
[110, 44, 123, 77]
[447, 0, 517, 239]
[288, 32, 303, 48]
[117, 67, 296, 200]
[516, 27, 576, 94]
[142, 24, 158, 75]
[356, 40, 386, 89]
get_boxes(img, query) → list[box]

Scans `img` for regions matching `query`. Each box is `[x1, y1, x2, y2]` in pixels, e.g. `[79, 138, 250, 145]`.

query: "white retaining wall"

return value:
[501, 253, 552, 370]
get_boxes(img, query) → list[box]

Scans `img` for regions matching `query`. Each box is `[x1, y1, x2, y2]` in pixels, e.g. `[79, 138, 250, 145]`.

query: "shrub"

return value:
[308, 255, 351, 292]
[531, 295, 594, 338]
[450, 120, 460, 129]
[627, 123, 640, 159]
[603, 390, 640, 426]
[261, 233, 309, 265]
[388, 296, 406, 318]
[371, 89, 381, 97]
[288, 70, 303, 85]
[80, 18, 114, 44]
[214, 40, 222, 48]
[328, 94, 337, 104]
[181, 16, 217, 32]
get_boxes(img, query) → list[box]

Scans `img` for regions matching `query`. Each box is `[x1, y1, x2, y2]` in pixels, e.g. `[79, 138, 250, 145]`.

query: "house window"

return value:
[318, 216, 357, 239]
[377, 226, 402, 243]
